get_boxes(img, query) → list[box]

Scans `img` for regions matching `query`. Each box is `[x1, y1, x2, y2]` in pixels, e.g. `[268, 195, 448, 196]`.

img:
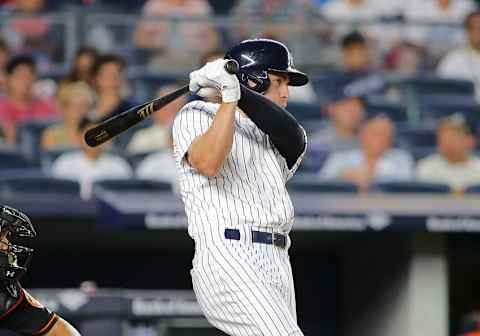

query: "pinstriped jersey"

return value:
[172, 100, 307, 240]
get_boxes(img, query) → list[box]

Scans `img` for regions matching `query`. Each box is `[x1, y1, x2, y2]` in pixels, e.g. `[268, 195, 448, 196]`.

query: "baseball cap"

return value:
[437, 113, 476, 135]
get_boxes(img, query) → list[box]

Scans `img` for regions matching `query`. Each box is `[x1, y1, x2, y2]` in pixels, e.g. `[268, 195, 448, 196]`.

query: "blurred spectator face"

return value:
[153, 85, 187, 125]
[74, 50, 97, 83]
[95, 61, 124, 93]
[467, 13, 480, 50]
[58, 83, 94, 125]
[6, 63, 35, 98]
[14, 0, 44, 12]
[342, 42, 369, 72]
[437, 121, 475, 163]
[385, 42, 422, 75]
[360, 116, 394, 158]
[329, 97, 365, 133]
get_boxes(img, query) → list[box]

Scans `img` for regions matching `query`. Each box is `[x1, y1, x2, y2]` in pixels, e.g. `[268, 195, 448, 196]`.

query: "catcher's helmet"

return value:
[225, 38, 309, 93]
[0, 206, 36, 297]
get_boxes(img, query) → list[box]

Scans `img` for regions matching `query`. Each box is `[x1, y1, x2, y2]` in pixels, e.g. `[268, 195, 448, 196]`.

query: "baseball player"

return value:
[172, 39, 309, 336]
[0, 205, 81, 336]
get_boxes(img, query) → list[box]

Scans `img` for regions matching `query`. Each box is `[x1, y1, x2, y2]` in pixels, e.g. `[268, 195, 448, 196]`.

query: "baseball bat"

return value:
[84, 59, 239, 147]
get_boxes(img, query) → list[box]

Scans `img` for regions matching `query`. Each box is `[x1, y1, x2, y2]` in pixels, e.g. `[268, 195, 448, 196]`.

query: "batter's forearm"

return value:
[187, 102, 237, 177]
[238, 85, 305, 169]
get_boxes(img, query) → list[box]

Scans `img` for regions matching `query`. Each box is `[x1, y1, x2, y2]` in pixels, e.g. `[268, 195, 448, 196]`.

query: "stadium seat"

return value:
[0, 150, 33, 170]
[287, 102, 322, 122]
[0, 175, 80, 196]
[396, 125, 437, 150]
[363, 96, 408, 123]
[372, 181, 451, 194]
[16, 119, 60, 163]
[299, 148, 330, 172]
[400, 76, 475, 97]
[92, 178, 171, 193]
[464, 185, 480, 194]
[410, 147, 437, 162]
[287, 174, 358, 193]
[418, 96, 480, 125]
[125, 150, 159, 170]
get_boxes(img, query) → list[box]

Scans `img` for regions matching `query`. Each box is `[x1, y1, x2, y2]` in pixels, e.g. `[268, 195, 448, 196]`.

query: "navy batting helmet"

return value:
[225, 38, 309, 93]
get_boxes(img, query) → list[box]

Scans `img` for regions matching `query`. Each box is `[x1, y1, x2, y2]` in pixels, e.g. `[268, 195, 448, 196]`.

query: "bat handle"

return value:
[224, 59, 239, 74]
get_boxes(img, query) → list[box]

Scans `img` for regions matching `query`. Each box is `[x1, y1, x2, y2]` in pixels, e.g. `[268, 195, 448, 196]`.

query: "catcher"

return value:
[0, 205, 80, 336]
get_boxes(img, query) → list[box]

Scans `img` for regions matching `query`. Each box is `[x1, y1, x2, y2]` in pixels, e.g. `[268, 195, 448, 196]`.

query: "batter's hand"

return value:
[189, 59, 241, 103]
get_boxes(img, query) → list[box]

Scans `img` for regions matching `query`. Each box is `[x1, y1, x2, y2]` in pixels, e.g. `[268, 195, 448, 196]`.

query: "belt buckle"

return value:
[273, 233, 286, 248]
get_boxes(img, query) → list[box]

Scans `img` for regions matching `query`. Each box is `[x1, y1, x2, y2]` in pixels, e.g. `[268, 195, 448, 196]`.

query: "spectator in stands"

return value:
[0, 55, 57, 144]
[308, 73, 386, 150]
[1, 0, 60, 71]
[41, 82, 94, 150]
[340, 31, 371, 73]
[437, 11, 480, 100]
[403, 0, 476, 60]
[319, 114, 414, 192]
[127, 84, 186, 154]
[134, 0, 220, 71]
[136, 128, 179, 192]
[309, 92, 365, 151]
[62, 46, 98, 87]
[91, 53, 135, 120]
[404, 0, 475, 24]
[0, 36, 10, 95]
[416, 113, 480, 194]
[321, 0, 390, 21]
[384, 41, 425, 75]
[51, 116, 133, 200]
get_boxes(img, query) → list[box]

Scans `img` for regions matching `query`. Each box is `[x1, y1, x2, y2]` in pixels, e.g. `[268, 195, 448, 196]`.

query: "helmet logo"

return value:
[240, 54, 255, 68]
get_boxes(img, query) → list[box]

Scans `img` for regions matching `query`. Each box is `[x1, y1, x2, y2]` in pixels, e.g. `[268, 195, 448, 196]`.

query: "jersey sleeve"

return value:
[272, 126, 307, 182]
[172, 101, 215, 167]
[0, 287, 58, 336]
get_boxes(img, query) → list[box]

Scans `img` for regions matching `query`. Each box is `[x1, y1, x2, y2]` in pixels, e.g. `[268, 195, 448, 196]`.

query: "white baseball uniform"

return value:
[172, 100, 306, 336]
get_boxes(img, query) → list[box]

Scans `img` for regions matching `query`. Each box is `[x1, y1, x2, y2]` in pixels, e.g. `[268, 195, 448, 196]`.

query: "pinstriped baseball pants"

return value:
[191, 230, 304, 336]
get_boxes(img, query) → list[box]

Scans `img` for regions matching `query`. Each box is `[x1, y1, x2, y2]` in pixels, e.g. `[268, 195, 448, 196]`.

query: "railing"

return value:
[0, 12, 468, 74]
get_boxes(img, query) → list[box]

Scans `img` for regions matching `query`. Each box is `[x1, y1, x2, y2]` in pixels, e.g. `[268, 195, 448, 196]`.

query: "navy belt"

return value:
[224, 228, 286, 248]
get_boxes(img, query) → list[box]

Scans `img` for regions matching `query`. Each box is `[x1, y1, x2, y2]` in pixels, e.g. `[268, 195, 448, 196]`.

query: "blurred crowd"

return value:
[1, 0, 480, 199]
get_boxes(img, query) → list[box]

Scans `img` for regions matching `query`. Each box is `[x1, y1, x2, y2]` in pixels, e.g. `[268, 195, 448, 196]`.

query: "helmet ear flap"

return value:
[239, 72, 270, 93]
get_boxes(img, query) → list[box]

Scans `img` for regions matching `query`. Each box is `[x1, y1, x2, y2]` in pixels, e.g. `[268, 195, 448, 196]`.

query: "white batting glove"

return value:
[189, 70, 220, 99]
[190, 59, 241, 103]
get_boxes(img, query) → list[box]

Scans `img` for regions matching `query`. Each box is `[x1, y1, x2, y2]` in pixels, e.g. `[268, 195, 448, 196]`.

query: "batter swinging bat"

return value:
[84, 59, 240, 147]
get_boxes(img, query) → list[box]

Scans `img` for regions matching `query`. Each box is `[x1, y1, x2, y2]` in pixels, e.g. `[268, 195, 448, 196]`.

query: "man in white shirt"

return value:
[127, 84, 187, 154]
[416, 113, 480, 193]
[437, 11, 480, 100]
[319, 114, 414, 191]
[51, 117, 133, 199]
[135, 128, 179, 192]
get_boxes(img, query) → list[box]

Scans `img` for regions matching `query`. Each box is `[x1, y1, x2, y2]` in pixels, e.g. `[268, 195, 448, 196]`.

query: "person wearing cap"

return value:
[309, 89, 365, 152]
[416, 113, 480, 194]
[309, 73, 385, 151]
[319, 114, 414, 192]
